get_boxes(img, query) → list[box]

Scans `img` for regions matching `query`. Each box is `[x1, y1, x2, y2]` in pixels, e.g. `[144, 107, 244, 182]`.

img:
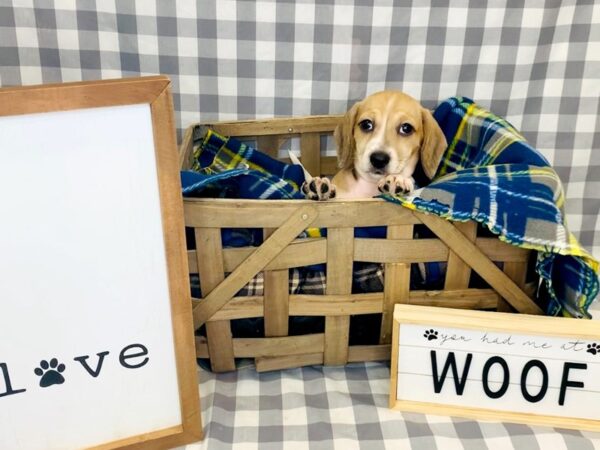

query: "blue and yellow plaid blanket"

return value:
[181, 128, 322, 252]
[382, 97, 598, 318]
[181, 126, 305, 200]
[181, 97, 599, 318]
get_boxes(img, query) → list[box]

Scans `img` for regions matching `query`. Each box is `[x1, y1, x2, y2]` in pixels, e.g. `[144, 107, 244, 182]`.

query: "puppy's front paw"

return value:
[378, 175, 415, 195]
[301, 177, 336, 201]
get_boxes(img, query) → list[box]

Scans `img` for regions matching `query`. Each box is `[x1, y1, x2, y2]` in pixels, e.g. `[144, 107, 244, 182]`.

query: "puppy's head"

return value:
[334, 91, 447, 182]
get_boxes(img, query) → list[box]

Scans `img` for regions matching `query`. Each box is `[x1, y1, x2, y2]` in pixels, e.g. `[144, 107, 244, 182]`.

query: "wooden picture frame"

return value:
[391, 304, 600, 431]
[0, 77, 202, 449]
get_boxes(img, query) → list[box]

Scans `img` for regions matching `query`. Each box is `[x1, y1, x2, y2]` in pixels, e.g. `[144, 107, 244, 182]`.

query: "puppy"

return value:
[302, 90, 447, 200]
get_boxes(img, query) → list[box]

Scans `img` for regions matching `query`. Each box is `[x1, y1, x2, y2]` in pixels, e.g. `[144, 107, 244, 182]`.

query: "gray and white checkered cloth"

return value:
[0, 0, 598, 256]
[186, 362, 600, 450]
[1, 2, 600, 446]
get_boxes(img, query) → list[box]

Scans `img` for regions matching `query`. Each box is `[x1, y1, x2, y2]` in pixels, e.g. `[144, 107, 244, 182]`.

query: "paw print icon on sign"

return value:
[424, 329, 439, 341]
[587, 343, 600, 355]
[34, 358, 66, 387]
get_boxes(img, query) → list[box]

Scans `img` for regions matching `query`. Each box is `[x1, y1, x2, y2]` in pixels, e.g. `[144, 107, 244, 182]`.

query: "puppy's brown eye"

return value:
[358, 119, 374, 132]
[399, 123, 414, 136]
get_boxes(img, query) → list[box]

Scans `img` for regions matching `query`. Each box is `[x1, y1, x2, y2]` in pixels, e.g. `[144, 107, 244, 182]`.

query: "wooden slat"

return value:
[232, 334, 324, 358]
[256, 352, 324, 372]
[256, 345, 390, 372]
[499, 261, 529, 312]
[354, 237, 529, 264]
[300, 132, 321, 176]
[348, 345, 391, 362]
[324, 318, 351, 366]
[324, 227, 353, 365]
[222, 238, 326, 272]
[192, 205, 318, 327]
[195, 336, 209, 358]
[505, 261, 528, 288]
[417, 213, 543, 315]
[199, 289, 500, 322]
[256, 135, 282, 158]
[320, 156, 339, 176]
[524, 281, 537, 299]
[356, 238, 447, 263]
[444, 222, 477, 289]
[195, 228, 235, 372]
[193, 296, 263, 320]
[278, 156, 337, 176]
[263, 227, 289, 337]
[409, 289, 498, 309]
[178, 123, 195, 170]
[290, 293, 382, 316]
[475, 238, 530, 262]
[264, 269, 289, 336]
[186, 236, 529, 273]
[203, 114, 342, 136]
[184, 198, 422, 228]
[196, 335, 325, 360]
[204, 322, 235, 372]
[380, 225, 413, 344]
[193, 229, 224, 291]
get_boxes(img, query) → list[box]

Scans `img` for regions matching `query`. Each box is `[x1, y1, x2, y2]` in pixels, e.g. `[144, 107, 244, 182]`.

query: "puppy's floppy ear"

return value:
[420, 108, 447, 179]
[334, 102, 360, 170]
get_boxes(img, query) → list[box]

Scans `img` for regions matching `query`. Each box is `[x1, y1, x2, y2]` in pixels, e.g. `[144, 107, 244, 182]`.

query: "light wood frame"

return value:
[0, 77, 202, 448]
[390, 304, 600, 431]
[180, 116, 542, 373]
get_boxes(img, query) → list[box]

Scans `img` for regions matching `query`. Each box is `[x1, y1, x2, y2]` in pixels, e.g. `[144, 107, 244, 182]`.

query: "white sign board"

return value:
[391, 304, 600, 431]
[0, 77, 201, 449]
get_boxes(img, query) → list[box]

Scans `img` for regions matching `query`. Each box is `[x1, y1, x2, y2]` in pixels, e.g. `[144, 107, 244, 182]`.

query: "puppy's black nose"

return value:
[370, 151, 390, 169]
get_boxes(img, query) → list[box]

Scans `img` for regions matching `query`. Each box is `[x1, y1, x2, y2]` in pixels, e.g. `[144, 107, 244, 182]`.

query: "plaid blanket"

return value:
[182, 126, 305, 200]
[382, 97, 599, 318]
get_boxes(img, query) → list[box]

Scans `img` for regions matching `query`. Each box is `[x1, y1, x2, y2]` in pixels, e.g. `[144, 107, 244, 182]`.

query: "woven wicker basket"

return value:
[179, 116, 541, 372]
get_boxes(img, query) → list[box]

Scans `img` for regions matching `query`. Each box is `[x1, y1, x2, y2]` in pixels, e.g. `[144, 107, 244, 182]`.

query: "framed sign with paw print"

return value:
[0, 77, 202, 449]
[390, 304, 600, 431]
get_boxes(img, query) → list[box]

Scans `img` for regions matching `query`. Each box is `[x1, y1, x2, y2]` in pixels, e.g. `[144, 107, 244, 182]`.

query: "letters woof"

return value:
[395, 324, 600, 422]
[430, 350, 586, 406]
[391, 305, 600, 431]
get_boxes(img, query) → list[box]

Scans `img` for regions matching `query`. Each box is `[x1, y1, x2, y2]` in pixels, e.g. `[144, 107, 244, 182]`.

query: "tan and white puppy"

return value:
[301, 90, 447, 200]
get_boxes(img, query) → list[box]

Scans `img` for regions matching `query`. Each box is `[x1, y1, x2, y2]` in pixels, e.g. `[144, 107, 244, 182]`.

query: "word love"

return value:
[431, 350, 586, 406]
[0, 343, 149, 399]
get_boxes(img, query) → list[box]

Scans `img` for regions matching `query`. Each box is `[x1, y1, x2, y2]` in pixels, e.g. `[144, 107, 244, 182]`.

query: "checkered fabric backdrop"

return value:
[187, 363, 600, 450]
[0, 0, 598, 257]
[2, 1, 600, 447]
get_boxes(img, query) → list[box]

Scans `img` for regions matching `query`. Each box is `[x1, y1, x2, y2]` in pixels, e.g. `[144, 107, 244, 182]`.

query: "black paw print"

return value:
[34, 358, 66, 387]
[424, 329, 439, 341]
[587, 343, 600, 355]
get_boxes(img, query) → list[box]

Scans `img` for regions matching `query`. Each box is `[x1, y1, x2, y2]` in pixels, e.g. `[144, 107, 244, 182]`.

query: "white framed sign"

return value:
[0, 77, 201, 449]
[391, 304, 600, 431]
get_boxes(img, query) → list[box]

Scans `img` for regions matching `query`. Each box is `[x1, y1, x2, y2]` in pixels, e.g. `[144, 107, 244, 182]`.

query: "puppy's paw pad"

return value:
[378, 175, 414, 195]
[303, 177, 336, 201]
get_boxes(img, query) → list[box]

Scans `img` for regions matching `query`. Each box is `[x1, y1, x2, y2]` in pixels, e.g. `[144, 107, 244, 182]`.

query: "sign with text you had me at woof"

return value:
[0, 77, 201, 449]
[390, 305, 600, 431]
